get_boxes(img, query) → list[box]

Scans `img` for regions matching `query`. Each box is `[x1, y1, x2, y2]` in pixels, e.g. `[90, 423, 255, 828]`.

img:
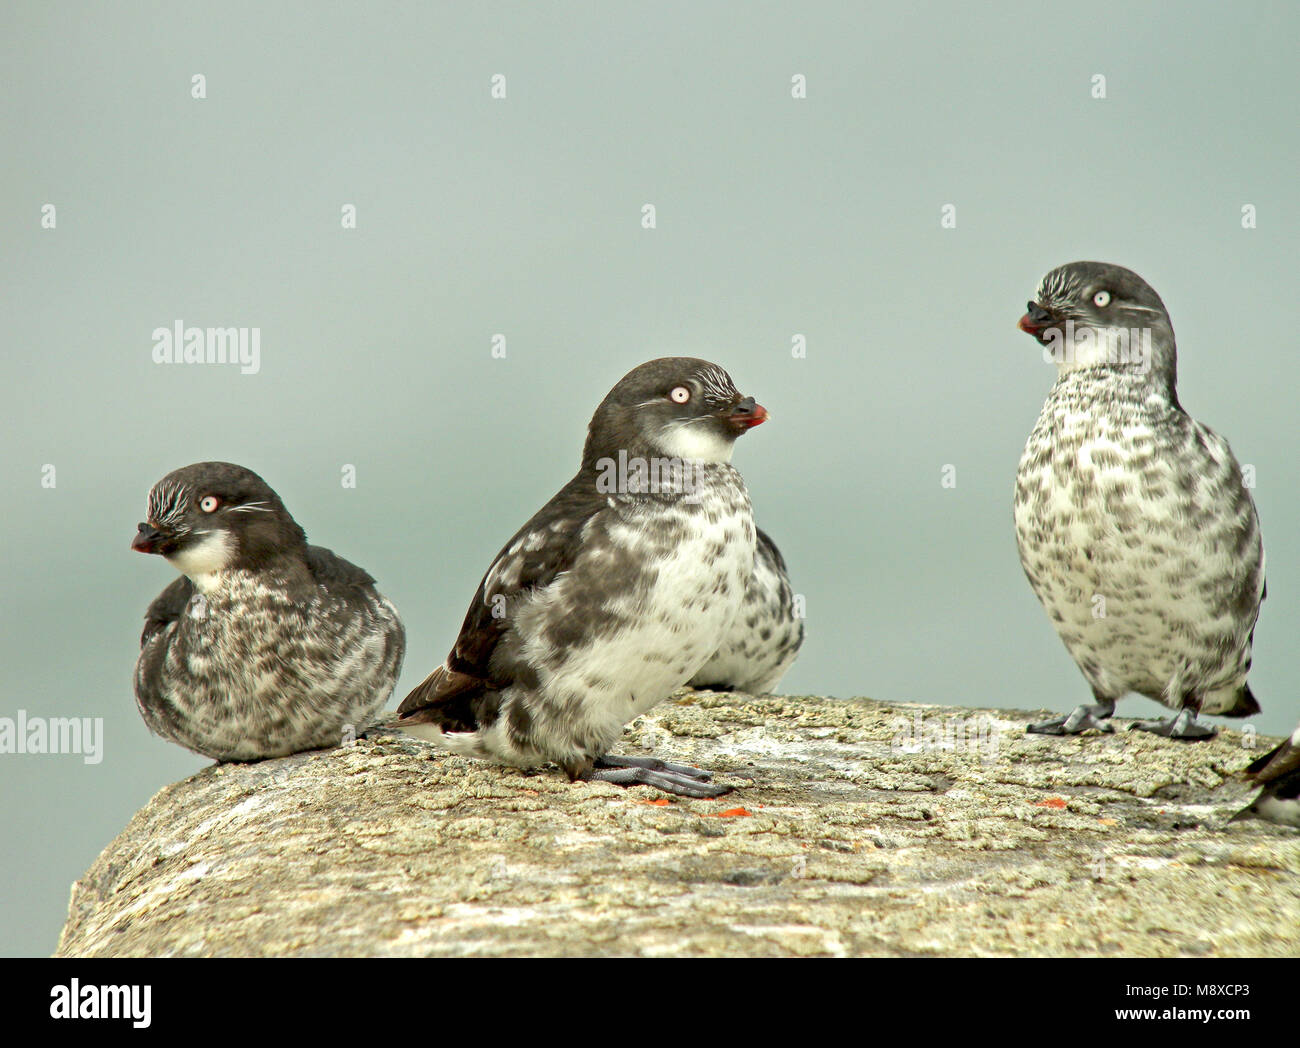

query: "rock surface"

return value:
[56, 693, 1300, 957]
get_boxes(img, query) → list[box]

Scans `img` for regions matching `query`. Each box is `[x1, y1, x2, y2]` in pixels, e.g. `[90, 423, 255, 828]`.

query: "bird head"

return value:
[582, 357, 766, 468]
[1019, 261, 1176, 383]
[132, 462, 306, 587]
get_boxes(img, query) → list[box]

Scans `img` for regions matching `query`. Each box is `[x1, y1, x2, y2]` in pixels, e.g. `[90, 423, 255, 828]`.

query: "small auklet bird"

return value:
[132, 461, 405, 761]
[1013, 261, 1265, 740]
[1232, 724, 1300, 828]
[688, 526, 803, 693]
[397, 357, 766, 797]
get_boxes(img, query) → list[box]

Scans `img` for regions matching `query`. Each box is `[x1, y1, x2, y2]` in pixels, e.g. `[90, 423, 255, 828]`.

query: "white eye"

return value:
[199, 496, 220, 513]
[669, 386, 691, 404]
[1093, 290, 1111, 308]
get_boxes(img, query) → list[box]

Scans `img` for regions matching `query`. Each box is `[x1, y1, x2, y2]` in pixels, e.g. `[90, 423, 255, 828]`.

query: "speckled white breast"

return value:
[1014, 374, 1263, 710]
[137, 571, 402, 760]
[492, 468, 755, 766]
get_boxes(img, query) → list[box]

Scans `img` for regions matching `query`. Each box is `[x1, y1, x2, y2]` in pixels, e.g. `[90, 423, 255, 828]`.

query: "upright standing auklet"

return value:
[1013, 262, 1265, 740]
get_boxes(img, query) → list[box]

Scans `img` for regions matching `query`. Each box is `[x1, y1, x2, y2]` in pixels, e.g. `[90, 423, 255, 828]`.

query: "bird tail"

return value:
[394, 718, 492, 760]
[1222, 682, 1260, 718]
[1244, 739, 1284, 779]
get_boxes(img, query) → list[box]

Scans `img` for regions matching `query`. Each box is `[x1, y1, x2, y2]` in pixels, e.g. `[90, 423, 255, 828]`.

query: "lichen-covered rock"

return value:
[56, 693, 1300, 957]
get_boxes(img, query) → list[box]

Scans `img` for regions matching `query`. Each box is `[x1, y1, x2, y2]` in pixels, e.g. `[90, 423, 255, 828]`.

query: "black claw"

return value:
[1127, 707, 1216, 741]
[594, 754, 712, 781]
[1127, 720, 1216, 740]
[584, 764, 731, 798]
[1026, 703, 1115, 736]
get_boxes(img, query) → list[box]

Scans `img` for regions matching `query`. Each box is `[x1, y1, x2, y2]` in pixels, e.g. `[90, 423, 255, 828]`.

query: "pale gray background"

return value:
[2, 2, 1296, 955]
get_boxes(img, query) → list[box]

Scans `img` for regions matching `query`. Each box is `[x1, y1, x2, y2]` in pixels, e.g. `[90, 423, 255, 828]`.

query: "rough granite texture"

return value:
[56, 693, 1300, 957]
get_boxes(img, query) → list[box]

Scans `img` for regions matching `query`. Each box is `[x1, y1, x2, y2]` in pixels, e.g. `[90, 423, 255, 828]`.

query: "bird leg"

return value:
[580, 754, 732, 798]
[1027, 697, 1116, 736]
[1128, 706, 1216, 741]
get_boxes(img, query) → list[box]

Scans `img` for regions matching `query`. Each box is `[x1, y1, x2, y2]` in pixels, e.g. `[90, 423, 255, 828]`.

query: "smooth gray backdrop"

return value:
[3, 2, 1297, 955]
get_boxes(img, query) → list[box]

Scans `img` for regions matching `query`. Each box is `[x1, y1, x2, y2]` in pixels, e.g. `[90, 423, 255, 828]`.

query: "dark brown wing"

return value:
[141, 575, 193, 647]
[755, 526, 787, 575]
[397, 473, 606, 725]
[304, 544, 377, 590]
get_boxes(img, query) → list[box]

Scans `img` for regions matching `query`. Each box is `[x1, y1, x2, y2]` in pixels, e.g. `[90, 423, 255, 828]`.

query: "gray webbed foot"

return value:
[1027, 702, 1115, 736]
[595, 754, 713, 780]
[587, 755, 731, 798]
[1127, 707, 1216, 741]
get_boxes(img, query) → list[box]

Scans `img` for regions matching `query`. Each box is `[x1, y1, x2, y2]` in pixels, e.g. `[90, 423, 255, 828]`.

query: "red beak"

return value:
[132, 523, 163, 553]
[725, 397, 767, 432]
[1019, 301, 1059, 341]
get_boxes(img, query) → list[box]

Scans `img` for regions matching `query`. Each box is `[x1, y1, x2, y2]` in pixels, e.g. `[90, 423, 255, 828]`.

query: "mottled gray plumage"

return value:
[1232, 724, 1300, 828]
[397, 357, 767, 796]
[132, 462, 405, 761]
[1014, 262, 1265, 739]
[689, 527, 803, 693]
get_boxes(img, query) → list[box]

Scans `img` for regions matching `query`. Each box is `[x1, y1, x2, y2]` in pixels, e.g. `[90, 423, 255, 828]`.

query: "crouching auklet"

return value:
[132, 461, 405, 761]
[396, 357, 766, 797]
[1013, 261, 1265, 740]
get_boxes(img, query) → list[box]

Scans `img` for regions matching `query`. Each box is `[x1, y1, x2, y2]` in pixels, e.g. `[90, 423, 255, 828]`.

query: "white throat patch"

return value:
[656, 420, 736, 463]
[1044, 322, 1155, 375]
[165, 530, 234, 592]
